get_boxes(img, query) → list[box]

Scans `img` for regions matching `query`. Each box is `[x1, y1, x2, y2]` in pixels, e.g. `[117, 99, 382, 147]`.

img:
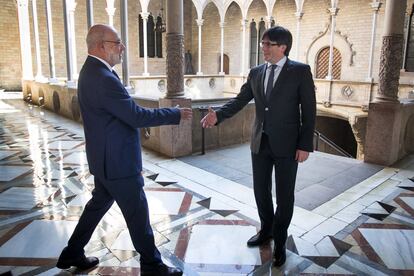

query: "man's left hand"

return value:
[295, 150, 309, 163]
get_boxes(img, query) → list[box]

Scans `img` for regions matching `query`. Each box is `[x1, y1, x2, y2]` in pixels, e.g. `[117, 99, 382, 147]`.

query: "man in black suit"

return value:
[56, 24, 191, 275]
[201, 26, 316, 267]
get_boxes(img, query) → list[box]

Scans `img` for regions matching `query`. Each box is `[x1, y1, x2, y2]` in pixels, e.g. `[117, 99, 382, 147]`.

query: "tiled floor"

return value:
[0, 93, 413, 275]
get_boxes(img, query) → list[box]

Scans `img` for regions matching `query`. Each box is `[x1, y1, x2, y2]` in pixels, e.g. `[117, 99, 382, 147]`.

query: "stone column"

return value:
[63, 0, 75, 86]
[159, 0, 192, 157]
[45, 0, 57, 83]
[106, 0, 116, 27]
[265, 15, 273, 29]
[219, 21, 225, 75]
[326, 6, 338, 80]
[365, 0, 407, 165]
[240, 18, 248, 76]
[16, 0, 33, 81]
[295, 11, 303, 61]
[375, 1, 406, 103]
[64, 0, 78, 84]
[120, 0, 130, 88]
[86, 0, 93, 29]
[350, 116, 367, 160]
[32, 0, 46, 82]
[141, 12, 150, 76]
[366, 1, 381, 82]
[196, 18, 204, 75]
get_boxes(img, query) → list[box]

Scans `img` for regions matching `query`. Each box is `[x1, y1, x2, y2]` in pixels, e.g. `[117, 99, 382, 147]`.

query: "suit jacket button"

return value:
[265, 107, 269, 111]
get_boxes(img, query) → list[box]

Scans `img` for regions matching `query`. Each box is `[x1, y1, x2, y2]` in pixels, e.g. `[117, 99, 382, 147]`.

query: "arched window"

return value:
[404, 5, 414, 71]
[147, 15, 155, 58]
[257, 19, 266, 65]
[155, 16, 163, 58]
[249, 19, 257, 68]
[249, 18, 266, 68]
[316, 47, 342, 79]
[138, 14, 162, 58]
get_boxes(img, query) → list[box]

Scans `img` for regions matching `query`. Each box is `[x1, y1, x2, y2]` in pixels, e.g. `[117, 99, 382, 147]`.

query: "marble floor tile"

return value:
[47, 140, 83, 151]
[0, 186, 58, 210]
[0, 220, 77, 258]
[184, 224, 261, 265]
[146, 190, 186, 215]
[291, 207, 327, 231]
[0, 165, 31, 181]
[401, 196, 414, 209]
[0, 150, 18, 160]
[359, 228, 414, 269]
[60, 151, 88, 165]
[66, 192, 92, 207]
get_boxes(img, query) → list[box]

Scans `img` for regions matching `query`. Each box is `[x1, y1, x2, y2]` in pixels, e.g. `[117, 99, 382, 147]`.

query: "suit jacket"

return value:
[78, 56, 181, 180]
[216, 58, 316, 156]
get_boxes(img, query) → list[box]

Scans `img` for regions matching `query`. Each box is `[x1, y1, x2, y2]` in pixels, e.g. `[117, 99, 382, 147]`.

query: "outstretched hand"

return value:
[200, 107, 217, 128]
[180, 108, 193, 120]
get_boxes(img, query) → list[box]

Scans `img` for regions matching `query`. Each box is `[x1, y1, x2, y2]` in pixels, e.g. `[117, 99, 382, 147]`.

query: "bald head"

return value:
[86, 24, 124, 66]
[86, 24, 115, 52]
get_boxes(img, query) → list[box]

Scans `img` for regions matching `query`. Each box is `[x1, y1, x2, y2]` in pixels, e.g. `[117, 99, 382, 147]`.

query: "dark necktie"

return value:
[266, 64, 276, 101]
[112, 69, 120, 80]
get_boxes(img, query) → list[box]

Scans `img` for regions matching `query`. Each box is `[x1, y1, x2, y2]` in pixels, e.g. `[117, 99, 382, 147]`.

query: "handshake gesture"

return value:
[200, 107, 217, 128]
[179, 108, 193, 120]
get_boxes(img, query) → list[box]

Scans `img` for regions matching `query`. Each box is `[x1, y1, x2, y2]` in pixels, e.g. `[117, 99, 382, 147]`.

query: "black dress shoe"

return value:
[246, 231, 272, 247]
[272, 247, 286, 267]
[56, 255, 99, 270]
[141, 264, 183, 276]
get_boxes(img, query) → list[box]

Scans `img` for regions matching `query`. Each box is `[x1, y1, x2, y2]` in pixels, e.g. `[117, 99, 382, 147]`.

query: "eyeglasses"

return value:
[103, 40, 123, 45]
[260, 41, 280, 48]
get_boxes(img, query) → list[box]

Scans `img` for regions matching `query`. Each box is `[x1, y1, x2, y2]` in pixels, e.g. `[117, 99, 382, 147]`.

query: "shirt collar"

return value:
[267, 56, 287, 69]
[89, 54, 113, 72]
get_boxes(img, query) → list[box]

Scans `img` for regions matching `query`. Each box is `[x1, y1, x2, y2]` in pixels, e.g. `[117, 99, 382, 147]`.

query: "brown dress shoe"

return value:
[246, 231, 272, 247]
[141, 264, 183, 276]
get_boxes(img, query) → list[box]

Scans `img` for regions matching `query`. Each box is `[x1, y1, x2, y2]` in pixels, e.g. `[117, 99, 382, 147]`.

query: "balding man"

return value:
[56, 24, 189, 275]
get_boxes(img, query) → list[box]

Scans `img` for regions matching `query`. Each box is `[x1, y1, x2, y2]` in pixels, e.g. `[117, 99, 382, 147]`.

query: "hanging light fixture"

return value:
[156, 0, 166, 32]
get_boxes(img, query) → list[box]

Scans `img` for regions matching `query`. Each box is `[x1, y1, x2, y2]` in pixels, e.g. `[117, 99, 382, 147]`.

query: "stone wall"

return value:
[0, 1, 22, 90]
[4, 0, 414, 88]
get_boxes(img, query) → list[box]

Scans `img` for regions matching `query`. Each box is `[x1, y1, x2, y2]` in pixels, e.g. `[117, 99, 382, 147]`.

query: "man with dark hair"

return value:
[201, 26, 316, 267]
[56, 24, 190, 275]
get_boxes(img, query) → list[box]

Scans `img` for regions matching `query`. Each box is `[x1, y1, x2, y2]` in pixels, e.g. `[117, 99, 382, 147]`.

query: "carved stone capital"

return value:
[329, 7, 339, 16]
[295, 12, 304, 19]
[140, 12, 150, 20]
[106, 7, 116, 16]
[196, 19, 204, 26]
[67, 0, 77, 12]
[16, 0, 29, 7]
[376, 35, 404, 102]
[166, 34, 185, 98]
[371, 1, 381, 12]
[265, 16, 274, 23]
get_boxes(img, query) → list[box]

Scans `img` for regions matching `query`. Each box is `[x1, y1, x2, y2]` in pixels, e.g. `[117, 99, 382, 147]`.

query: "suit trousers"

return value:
[251, 133, 298, 250]
[65, 174, 162, 268]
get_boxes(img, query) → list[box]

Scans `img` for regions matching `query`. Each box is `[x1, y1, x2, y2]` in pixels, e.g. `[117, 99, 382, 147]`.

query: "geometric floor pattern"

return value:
[0, 96, 413, 275]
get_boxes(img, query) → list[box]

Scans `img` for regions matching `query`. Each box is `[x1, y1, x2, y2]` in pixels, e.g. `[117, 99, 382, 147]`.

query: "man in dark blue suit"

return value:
[201, 26, 316, 267]
[56, 24, 190, 275]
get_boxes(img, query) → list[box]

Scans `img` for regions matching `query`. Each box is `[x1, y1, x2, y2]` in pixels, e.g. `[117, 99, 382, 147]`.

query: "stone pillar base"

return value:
[159, 98, 192, 157]
[364, 101, 402, 165]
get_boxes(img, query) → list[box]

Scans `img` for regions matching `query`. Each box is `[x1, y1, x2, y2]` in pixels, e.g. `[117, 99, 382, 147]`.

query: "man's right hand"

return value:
[180, 108, 193, 120]
[200, 107, 217, 128]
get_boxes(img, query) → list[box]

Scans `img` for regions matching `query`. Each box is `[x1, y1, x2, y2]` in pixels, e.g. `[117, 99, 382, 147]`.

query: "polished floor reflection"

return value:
[0, 93, 413, 275]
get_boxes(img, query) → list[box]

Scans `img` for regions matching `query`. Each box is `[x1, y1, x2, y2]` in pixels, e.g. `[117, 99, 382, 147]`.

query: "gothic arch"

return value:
[306, 25, 356, 80]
